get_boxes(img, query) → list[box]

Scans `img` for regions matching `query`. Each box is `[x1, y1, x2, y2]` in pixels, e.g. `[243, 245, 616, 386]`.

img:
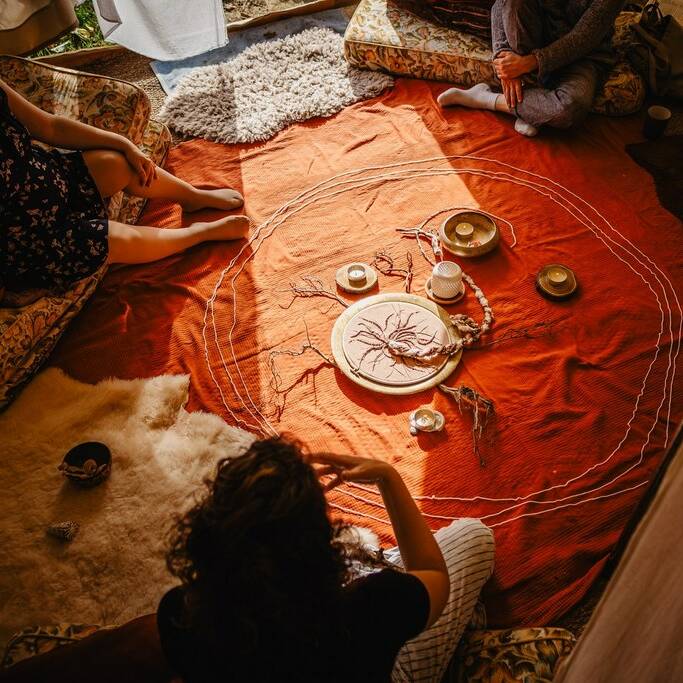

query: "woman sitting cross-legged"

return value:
[158, 438, 495, 683]
[0, 80, 248, 301]
[438, 0, 624, 136]
[0, 439, 494, 683]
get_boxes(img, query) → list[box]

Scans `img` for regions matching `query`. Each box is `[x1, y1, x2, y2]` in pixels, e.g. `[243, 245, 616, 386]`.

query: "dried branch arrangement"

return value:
[396, 226, 441, 265]
[268, 322, 336, 393]
[372, 250, 414, 292]
[439, 384, 494, 466]
[280, 276, 349, 310]
[348, 308, 442, 378]
[470, 320, 558, 351]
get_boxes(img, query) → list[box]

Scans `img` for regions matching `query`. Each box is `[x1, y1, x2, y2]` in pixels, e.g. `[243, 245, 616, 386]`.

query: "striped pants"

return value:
[389, 519, 495, 683]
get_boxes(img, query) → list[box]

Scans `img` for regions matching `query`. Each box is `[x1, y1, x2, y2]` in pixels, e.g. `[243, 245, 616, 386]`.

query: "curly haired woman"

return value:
[0, 439, 494, 682]
[158, 438, 495, 683]
[0, 80, 248, 301]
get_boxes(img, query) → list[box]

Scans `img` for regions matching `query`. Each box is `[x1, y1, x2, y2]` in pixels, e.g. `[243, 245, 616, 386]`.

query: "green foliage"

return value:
[31, 1, 108, 57]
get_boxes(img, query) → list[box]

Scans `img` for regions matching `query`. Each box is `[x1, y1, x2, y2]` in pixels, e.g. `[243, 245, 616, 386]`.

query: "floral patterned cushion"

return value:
[456, 627, 576, 682]
[1, 623, 106, 669]
[344, 0, 645, 115]
[0, 55, 151, 145]
[2, 622, 575, 682]
[0, 57, 171, 410]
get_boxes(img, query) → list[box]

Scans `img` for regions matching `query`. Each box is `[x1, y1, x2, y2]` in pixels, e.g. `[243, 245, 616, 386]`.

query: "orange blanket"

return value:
[52, 80, 683, 627]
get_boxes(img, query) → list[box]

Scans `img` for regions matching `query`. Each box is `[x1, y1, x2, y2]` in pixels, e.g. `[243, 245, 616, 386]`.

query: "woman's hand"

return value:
[123, 142, 157, 187]
[493, 51, 538, 80]
[500, 76, 524, 109]
[311, 452, 397, 491]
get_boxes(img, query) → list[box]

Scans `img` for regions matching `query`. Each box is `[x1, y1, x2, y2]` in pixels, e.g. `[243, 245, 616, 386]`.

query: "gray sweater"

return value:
[491, 0, 624, 81]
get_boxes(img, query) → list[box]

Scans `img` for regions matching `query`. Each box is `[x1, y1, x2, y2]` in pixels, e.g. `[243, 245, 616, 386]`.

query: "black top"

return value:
[157, 568, 429, 683]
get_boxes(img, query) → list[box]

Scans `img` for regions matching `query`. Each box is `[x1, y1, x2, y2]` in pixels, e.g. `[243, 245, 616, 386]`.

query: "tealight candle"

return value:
[548, 267, 568, 289]
[455, 222, 474, 241]
[414, 408, 436, 430]
[347, 264, 367, 284]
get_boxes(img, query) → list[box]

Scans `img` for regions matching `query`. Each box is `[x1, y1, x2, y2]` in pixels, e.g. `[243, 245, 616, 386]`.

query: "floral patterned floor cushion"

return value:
[2, 622, 575, 682]
[1, 623, 106, 669]
[456, 627, 576, 683]
[344, 0, 645, 116]
[0, 57, 171, 410]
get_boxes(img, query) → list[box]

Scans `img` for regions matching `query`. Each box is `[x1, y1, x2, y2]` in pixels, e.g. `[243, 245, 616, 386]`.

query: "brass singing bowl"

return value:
[440, 211, 500, 257]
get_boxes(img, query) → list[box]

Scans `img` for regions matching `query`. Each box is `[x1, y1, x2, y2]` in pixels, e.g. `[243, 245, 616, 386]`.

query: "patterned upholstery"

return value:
[1, 622, 575, 682]
[456, 627, 576, 682]
[1, 624, 106, 669]
[0, 56, 172, 410]
[344, 0, 646, 116]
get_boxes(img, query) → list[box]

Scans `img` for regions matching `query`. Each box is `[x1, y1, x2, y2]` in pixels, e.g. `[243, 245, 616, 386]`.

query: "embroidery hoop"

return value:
[331, 293, 462, 395]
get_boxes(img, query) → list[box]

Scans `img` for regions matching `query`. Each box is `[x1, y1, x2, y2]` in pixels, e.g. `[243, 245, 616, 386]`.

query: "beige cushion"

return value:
[0, 0, 78, 56]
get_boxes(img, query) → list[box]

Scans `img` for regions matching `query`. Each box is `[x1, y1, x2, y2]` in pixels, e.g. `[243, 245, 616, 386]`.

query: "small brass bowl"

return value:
[59, 441, 112, 488]
[536, 264, 578, 300]
[440, 211, 499, 257]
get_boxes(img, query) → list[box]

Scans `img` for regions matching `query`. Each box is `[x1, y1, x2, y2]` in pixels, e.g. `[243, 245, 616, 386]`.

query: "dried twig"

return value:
[268, 321, 336, 393]
[280, 275, 349, 309]
[439, 384, 494, 466]
[396, 227, 441, 265]
[469, 320, 558, 351]
[372, 250, 414, 292]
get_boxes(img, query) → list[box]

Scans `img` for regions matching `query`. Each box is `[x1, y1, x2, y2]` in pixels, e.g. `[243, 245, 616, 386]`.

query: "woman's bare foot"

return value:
[194, 215, 251, 241]
[181, 188, 244, 212]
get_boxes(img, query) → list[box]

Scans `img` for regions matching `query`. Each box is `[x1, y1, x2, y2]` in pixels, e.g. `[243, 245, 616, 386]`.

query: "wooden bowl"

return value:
[439, 211, 500, 257]
[59, 442, 112, 488]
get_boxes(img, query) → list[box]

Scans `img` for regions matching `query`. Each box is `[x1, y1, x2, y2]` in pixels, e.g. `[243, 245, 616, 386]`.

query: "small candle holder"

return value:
[409, 407, 445, 435]
[547, 267, 568, 289]
[455, 222, 474, 242]
[536, 264, 577, 300]
[347, 264, 367, 285]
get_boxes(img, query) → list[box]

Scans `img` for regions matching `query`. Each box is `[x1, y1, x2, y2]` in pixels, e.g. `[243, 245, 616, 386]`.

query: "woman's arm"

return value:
[0, 80, 155, 186]
[313, 453, 449, 628]
[532, 0, 623, 80]
[490, 0, 512, 59]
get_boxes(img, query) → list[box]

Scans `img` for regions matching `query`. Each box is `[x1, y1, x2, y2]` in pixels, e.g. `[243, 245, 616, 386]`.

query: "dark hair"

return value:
[167, 437, 380, 682]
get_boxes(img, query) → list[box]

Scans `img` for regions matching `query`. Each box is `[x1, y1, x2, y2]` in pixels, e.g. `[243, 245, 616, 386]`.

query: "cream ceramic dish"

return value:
[331, 293, 462, 395]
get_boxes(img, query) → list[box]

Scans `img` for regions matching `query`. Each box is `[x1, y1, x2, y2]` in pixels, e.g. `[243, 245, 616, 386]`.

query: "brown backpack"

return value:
[628, 0, 683, 99]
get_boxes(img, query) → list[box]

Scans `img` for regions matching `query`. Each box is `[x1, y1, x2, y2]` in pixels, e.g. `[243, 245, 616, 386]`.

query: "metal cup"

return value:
[643, 105, 671, 140]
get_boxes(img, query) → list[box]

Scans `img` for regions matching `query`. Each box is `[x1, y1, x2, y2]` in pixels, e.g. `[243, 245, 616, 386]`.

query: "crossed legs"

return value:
[83, 149, 249, 265]
[438, 0, 599, 134]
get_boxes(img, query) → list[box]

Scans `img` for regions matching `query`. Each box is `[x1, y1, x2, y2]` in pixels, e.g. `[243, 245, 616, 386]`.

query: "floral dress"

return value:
[0, 86, 109, 293]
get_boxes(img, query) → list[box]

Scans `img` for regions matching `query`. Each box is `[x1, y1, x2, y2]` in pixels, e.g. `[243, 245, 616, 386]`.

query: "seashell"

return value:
[59, 442, 112, 488]
[47, 521, 80, 542]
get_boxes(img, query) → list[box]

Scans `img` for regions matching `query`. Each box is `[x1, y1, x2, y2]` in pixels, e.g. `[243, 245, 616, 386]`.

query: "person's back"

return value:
[157, 439, 495, 682]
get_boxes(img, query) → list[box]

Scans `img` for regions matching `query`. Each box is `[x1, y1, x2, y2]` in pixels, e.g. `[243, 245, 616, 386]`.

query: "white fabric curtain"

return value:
[87, 0, 227, 61]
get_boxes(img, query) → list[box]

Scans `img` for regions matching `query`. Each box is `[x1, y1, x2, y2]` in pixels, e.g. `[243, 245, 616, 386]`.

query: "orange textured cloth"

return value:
[52, 80, 683, 627]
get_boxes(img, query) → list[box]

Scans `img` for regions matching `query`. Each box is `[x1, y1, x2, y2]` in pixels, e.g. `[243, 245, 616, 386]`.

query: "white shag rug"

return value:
[0, 369, 253, 648]
[158, 27, 394, 143]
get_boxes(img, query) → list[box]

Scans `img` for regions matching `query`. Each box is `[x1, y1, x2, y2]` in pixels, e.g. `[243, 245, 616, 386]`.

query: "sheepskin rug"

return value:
[0, 369, 253, 648]
[158, 27, 394, 143]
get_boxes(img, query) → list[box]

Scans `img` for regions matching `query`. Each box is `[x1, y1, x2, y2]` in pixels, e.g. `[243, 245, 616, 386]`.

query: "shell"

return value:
[46, 521, 80, 542]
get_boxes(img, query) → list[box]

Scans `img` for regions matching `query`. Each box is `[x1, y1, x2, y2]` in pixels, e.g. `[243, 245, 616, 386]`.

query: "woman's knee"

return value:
[500, 0, 543, 54]
[83, 149, 133, 197]
[439, 519, 495, 565]
[547, 95, 592, 129]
